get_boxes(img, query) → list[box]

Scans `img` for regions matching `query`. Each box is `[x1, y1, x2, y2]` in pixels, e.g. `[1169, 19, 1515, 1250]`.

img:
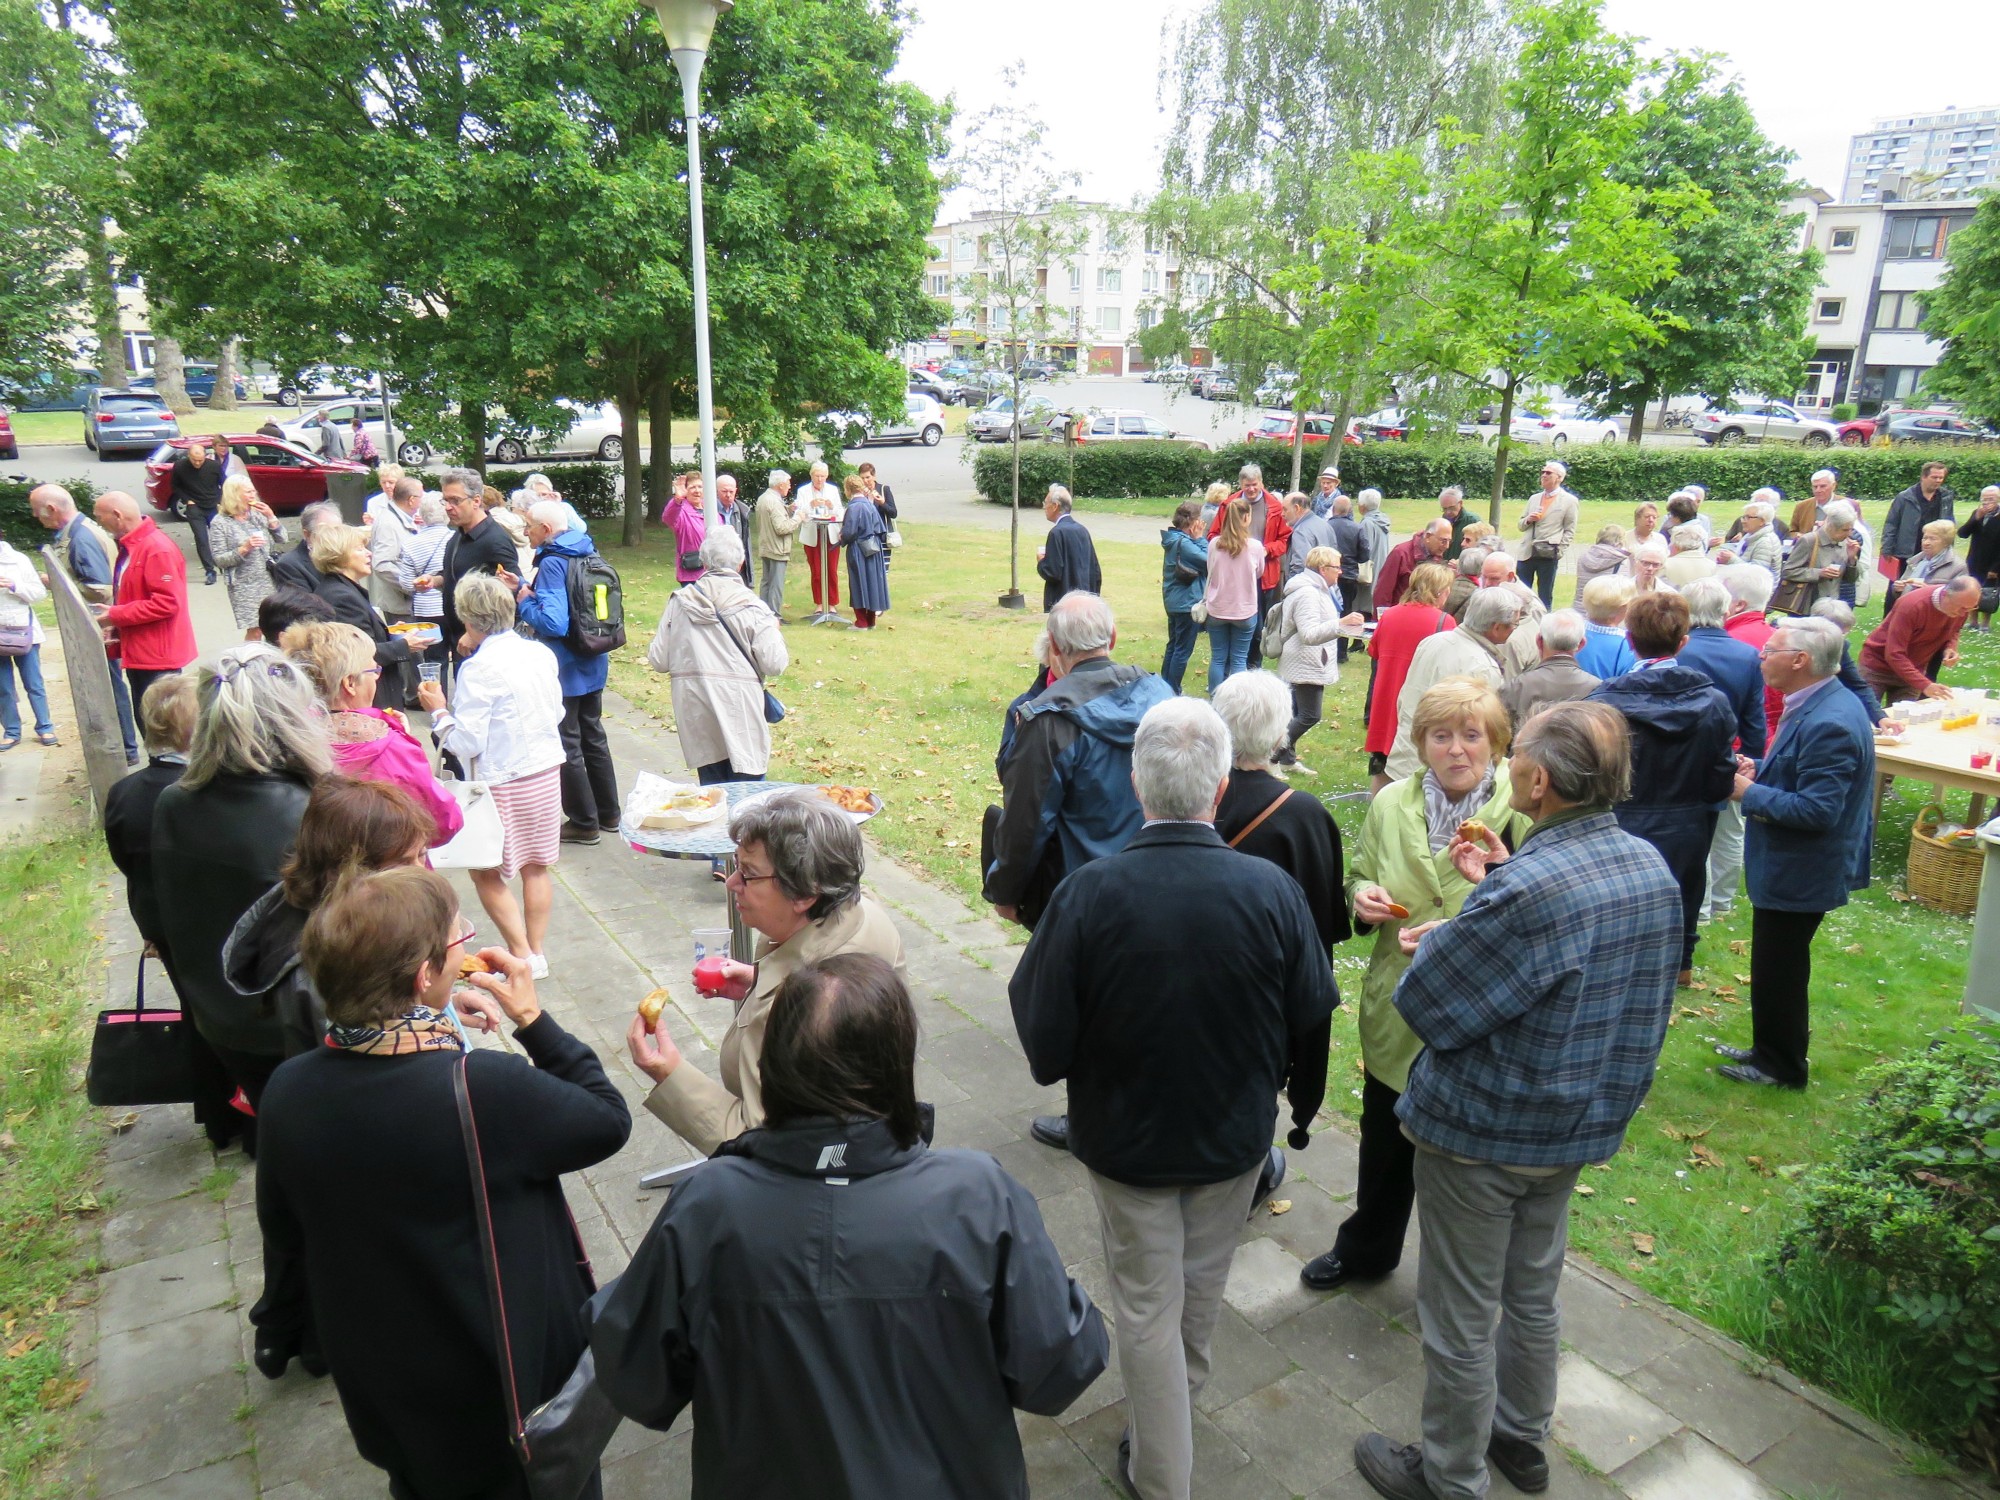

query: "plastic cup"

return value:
[693, 956, 731, 996]
[418, 662, 442, 685]
[692, 927, 731, 965]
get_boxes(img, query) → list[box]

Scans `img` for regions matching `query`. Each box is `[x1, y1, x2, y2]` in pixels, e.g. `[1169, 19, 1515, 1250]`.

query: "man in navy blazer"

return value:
[1036, 485, 1102, 612]
[1715, 616, 1874, 1089]
[1677, 579, 1768, 923]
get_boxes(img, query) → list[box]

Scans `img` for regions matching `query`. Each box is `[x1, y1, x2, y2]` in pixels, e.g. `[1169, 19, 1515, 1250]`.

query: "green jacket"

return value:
[1347, 770, 1531, 1092]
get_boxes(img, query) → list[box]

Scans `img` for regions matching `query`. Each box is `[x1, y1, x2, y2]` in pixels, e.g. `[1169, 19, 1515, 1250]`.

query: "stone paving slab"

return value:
[64, 683, 1979, 1499]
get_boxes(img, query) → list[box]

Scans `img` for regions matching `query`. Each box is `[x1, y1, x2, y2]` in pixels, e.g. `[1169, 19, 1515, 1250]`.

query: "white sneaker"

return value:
[529, 953, 550, 980]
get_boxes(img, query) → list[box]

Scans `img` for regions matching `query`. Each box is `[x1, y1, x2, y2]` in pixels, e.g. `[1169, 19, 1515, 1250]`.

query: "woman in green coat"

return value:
[1299, 676, 1531, 1293]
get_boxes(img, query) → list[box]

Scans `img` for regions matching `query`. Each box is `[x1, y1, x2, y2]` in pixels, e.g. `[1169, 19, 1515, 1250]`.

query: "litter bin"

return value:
[1962, 819, 2000, 1019]
[327, 472, 371, 528]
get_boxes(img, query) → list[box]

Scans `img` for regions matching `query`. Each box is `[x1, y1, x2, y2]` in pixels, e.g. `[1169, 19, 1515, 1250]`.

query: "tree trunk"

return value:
[463, 404, 488, 480]
[1626, 383, 1649, 444]
[647, 378, 673, 526]
[152, 336, 195, 415]
[83, 220, 129, 392]
[619, 372, 646, 549]
[210, 337, 241, 411]
[1489, 378, 1518, 527]
[1288, 389, 1307, 493]
[1006, 372, 1023, 602]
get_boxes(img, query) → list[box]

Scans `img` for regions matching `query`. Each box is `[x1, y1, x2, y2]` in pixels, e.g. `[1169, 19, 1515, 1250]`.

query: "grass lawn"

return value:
[602, 517, 1989, 1457]
[0, 828, 113, 1496]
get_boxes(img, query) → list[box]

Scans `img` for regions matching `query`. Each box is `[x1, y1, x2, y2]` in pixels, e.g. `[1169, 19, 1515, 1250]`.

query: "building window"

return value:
[930, 239, 948, 261]
[1097, 268, 1122, 293]
[1136, 307, 1155, 331]
[1101, 226, 1126, 255]
[1861, 364, 1927, 402]
[1191, 272, 1213, 299]
[1874, 291, 1927, 330]
[1098, 307, 1122, 334]
[1815, 298, 1844, 321]
[1828, 226, 1858, 251]
[1143, 227, 1163, 254]
[955, 236, 973, 262]
[928, 274, 949, 296]
[1885, 215, 1945, 259]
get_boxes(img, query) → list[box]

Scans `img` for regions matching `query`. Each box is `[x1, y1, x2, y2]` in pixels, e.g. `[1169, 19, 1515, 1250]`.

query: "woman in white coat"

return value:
[1272, 545, 1363, 776]
[0, 540, 56, 749]
[649, 528, 789, 786]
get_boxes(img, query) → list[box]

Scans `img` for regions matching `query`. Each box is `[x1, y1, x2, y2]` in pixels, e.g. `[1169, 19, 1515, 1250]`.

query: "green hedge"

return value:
[974, 439, 2000, 507]
[0, 478, 98, 555]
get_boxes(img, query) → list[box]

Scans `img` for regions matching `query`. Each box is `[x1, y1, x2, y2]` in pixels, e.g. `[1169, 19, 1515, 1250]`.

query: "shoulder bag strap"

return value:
[706, 584, 765, 685]
[453, 1055, 529, 1460]
[1228, 788, 1294, 848]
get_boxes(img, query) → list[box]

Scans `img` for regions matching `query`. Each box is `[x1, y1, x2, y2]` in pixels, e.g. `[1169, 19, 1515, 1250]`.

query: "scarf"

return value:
[1422, 766, 1496, 854]
[325, 1003, 466, 1056]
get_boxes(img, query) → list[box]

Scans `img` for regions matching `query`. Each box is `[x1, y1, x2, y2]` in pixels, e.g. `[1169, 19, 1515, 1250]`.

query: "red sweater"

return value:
[105, 518, 196, 670]
[1724, 609, 1782, 738]
[1209, 490, 1290, 592]
[1860, 583, 1965, 696]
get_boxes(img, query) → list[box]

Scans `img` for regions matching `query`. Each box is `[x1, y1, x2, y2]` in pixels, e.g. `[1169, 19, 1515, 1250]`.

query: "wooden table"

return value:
[1871, 716, 2000, 825]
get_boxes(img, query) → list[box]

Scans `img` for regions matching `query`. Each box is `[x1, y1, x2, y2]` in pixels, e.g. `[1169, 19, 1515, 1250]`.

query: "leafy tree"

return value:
[1573, 53, 1819, 441]
[1922, 194, 2000, 426]
[1388, 0, 1705, 521]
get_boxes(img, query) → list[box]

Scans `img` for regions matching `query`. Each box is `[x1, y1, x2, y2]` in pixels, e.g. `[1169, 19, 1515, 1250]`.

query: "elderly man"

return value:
[1358, 489, 1394, 602]
[1678, 578, 1769, 925]
[1500, 610, 1597, 728]
[1439, 486, 1474, 560]
[1354, 701, 1678, 1500]
[167, 438, 224, 585]
[1720, 497, 1782, 575]
[271, 500, 341, 593]
[1385, 588, 1524, 781]
[1011, 696, 1337, 1500]
[515, 501, 621, 843]
[368, 475, 425, 707]
[1376, 519, 1453, 614]
[1208, 463, 1290, 667]
[1311, 464, 1344, 518]
[1516, 459, 1578, 609]
[91, 492, 195, 714]
[30, 483, 138, 762]
[1779, 500, 1861, 615]
[1882, 461, 1957, 609]
[1037, 485, 1102, 612]
[1444, 548, 1483, 620]
[435, 469, 518, 654]
[1286, 489, 1339, 584]
[714, 472, 754, 589]
[1787, 468, 1839, 538]
[1660, 523, 1717, 589]
[1859, 574, 1981, 703]
[753, 468, 800, 618]
[1715, 618, 1874, 1090]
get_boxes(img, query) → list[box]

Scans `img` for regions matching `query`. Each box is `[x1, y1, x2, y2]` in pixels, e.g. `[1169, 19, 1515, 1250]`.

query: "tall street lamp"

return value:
[643, 0, 731, 529]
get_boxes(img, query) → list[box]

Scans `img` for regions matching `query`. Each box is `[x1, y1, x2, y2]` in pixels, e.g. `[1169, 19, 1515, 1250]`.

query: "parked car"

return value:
[907, 370, 953, 404]
[1201, 371, 1240, 401]
[483, 401, 625, 464]
[278, 398, 434, 465]
[1245, 412, 1350, 448]
[968, 394, 1062, 443]
[84, 389, 181, 459]
[272, 366, 371, 408]
[129, 363, 249, 405]
[948, 372, 1005, 406]
[0, 408, 16, 462]
[1144, 360, 1190, 385]
[1836, 415, 1877, 446]
[1075, 410, 1211, 449]
[1254, 371, 1298, 407]
[1507, 402, 1622, 446]
[1692, 400, 1838, 448]
[939, 359, 976, 381]
[144, 435, 369, 515]
[1014, 358, 1061, 382]
[1354, 407, 1414, 442]
[5, 369, 97, 412]
[825, 393, 947, 448]
[1887, 412, 1999, 445]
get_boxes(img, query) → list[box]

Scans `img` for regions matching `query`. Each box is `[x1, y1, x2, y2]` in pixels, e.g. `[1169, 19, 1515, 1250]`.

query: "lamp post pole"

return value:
[646, 0, 731, 532]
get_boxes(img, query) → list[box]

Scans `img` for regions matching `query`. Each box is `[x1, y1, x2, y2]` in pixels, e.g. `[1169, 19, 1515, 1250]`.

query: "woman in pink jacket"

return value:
[281, 621, 463, 845]
[665, 472, 710, 588]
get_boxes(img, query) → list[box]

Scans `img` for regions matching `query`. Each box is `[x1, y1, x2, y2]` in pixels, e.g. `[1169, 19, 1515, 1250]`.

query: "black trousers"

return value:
[558, 691, 622, 830]
[1331, 1070, 1417, 1276]
[1748, 906, 1825, 1086]
[1284, 683, 1324, 754]
[1245, 583, 1279, 669]
[206, 1042, 283, 1157]
[123, 667, 176, 720]
[187, 506, 218, 573]
[1519, 552, 1558, 610]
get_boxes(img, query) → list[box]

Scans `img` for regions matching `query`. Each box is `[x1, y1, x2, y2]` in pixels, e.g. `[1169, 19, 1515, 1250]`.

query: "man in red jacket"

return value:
[1207, 463, 1290, 667]
[1373, 519, 1453, 613]
[1860, 576, 1980, 703]
[92, 492, 196, 710]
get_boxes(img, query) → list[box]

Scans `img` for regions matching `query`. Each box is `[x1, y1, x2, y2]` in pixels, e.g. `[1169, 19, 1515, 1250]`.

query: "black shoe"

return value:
[253, 1334, 299, 1380]
[1113, 1431, 1141, 1500]
[1030, 1114, 1070, 1151]
[204, 570, 218, 586]
[1300, 1250, 1387, 1293]
[1354, 1433, 1439, 1500]
[1487, 1434, 1549, 1493]
[1718, 1062, 1804, 1090]
[559, 821, 602, 845]
[1249, 1145, 1285, 1218]
[1712, 1044, 1755, 1063]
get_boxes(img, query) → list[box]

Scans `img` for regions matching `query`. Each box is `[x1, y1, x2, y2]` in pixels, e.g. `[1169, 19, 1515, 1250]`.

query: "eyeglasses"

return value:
[1758, 644, 1805, 660]
[447, 921, 478, 950]
[724, 865, 781, 888]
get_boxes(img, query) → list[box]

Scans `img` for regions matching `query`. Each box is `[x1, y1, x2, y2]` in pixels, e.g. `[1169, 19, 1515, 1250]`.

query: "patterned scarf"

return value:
[1422, 767, 1497, 854]
[325, 1004, 466, 1057]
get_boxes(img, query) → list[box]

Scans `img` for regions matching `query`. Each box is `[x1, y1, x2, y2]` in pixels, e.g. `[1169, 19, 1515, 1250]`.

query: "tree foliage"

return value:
[1922, 194, 2000, 426]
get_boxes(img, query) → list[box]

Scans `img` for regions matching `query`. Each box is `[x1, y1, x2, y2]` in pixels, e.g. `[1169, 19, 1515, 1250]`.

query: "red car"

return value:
[144, 435, 369, 516]
[1837, 416, 1876, 446]
[1245, 413, 1358, 447]
[0, 407, 15, 462]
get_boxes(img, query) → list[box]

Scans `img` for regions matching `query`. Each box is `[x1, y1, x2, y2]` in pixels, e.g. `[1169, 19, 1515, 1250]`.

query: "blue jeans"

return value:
[0, 646, 55, 739]
[1161, 611, 1200, 693]
[111, 663, 138, 761]
[1206, 618, 1254, 696]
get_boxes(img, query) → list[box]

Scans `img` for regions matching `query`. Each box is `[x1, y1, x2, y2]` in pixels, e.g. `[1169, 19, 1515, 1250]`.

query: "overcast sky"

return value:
[894, 0, 1996, 210]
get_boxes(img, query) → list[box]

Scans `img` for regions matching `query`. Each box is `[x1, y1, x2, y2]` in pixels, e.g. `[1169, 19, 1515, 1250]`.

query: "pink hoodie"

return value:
[331, 709, 466, 845]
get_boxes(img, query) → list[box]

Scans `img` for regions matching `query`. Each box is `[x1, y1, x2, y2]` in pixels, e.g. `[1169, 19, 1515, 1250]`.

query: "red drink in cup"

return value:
[693, 956, 731, 996]
[1973, 748, 1993, 771]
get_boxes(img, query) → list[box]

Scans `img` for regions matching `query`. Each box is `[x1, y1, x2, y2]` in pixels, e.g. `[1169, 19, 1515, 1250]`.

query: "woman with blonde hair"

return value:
[309, 522, 413, 708]
[281, 621, 462, 846]
[209, 473, 287, 632]
[1198, 479, 1230, 531]
[1204, 497, 1265, 694]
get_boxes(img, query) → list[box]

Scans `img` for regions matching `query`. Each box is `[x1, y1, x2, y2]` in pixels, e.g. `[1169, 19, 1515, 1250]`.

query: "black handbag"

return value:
[454, 1056, 623, 1500]
[858, 533, 882, 560]
[86, 955, 201, 1106]
[1983, 584, 2000, 618]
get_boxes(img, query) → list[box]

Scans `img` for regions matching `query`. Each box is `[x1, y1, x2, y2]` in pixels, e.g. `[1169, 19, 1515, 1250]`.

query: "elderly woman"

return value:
[1300, 678, 1529, 1293]
[395, 494, 454, 674]
[152, 644, 332, 1152]
[627, 790, 906, 1155]
[418, 573, 566, 976]
[1197, 480, 1230, 533]
[1570, 524, 1630, 605]
[281, 621, 462, 845]
[1363, 561, 1453, 793]
[1630, 537, 1673, 595]
[1888, 518, 1969, 608]
[647, 529, 789, 786]
[1273, 545, 1364, 773]
[1574, 575, 1637, 684]
[310, 522, 413, 708]
[1721, 499, 1783, 575]
[797, 461, 845, 621]
[251, 869, 629, 1495]
[840, 472, 891, 629]
[1628, 501, 1662, 554]
[1778, 498, 1861, 615]
[1661, 522, 1717, 589]
[209, 474, 286, 632]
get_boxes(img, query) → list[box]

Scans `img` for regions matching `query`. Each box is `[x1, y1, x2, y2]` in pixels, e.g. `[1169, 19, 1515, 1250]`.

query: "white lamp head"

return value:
[642, 0, 732, 54]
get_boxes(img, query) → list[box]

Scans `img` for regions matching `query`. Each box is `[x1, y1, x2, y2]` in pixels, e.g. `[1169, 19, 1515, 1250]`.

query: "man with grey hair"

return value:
[1385, 587, 1523, 780]
[1808, 598, 1886, 725]
[1859, 572, 1981, 702]
[438, 468, 517, 654]
[1714, 615, 1874, 1090]
[713, 472, 753, 589]
[1375, 517, 1453, 613]
[1037, 484, 1101, 611]
[1517, 458, 1578, 608]
[271, 500, 343, 593]
[31, 483, 135, 759]
[1311, 463, 1343, 518]
[1661, 522, 1717, 589]
[1284, 490, 1338, 584]
[1678, 577, 1768, 925]
[1010, 695, 1336, 1500]
[1958, 483, 2000, 631]
[516, 500, 622, 842]
[1500, 608, 1598, 728]
[1439, 485, 1473, 560]
[1357, 488, 1394, 601]
[754, 468, 800, 618]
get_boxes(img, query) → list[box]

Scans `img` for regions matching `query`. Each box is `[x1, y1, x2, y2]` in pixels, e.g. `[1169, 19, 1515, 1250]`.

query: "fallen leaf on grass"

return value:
[38, 1377, 86, 1410]
[108, 1112, 138, 1135]
[1574, 1183, 1596, 1196]
[62, 1192, 99, 1215]
[1777, 1163, 1806, 1180]
[1623, 1197, 1638, 1205]
[1739, 1205, 1753, 1215]
[1660, 1123, 1711, 1142]
[6, 1333, 44, 1359]
[1747, 1155, 1775, 1177]
[1632, 1233, 1656, 1255]
[1689, 1143, 1724, 1170]
[1841, 943, 1866, 956]
[1267, 1199, 1292, 1215]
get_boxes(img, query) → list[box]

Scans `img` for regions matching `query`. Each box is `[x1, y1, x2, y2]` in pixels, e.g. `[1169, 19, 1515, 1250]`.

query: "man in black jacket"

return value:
[594, 954, 1107, 1499]
[1037, 484, 1101, 610]
[1881, 461, 1957, 614]
[270, 501, 341, 594]
[437, 468, 518, 654]
[168, 438, 224, 584]
[1010, 696, 1339, 1500]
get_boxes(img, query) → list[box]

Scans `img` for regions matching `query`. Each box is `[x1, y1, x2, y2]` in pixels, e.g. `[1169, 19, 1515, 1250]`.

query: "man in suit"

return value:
[1677, 579, 1768, 924]
[1714, 617, 1874, 1090]
[271, 501, 342, 594]
[1036, 485, 1101, 612]
[1010, 696, 1336, 1500]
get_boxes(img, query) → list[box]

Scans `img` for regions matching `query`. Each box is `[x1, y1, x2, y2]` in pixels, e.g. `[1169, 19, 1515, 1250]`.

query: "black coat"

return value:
[1008, 822, 1339, 1187]
[592, 1115, 1107, 1500]
[1037, 516, 1101, 612]
[312, 569, 412, 708]
[1590, 664, 1738, 812]
[102, 757, 184, 956]
[442, 517, 519, 647]
[1960, 508, 2000, 583]
[253, 1017, 630, 1500]
[1215, 770, 1350, 1145]
[270, 540, 320, 594]
[152, 771, 314, 1056]
[221, 886, 320, 1057]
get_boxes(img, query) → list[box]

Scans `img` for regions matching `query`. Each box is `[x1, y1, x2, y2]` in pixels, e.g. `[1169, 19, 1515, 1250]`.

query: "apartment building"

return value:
[1843, 106, 1999, 203]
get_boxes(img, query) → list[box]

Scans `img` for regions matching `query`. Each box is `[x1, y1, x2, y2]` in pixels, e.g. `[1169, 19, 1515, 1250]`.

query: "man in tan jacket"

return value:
[753, 469, 800, 619]
[1516, 459, 1579, 610]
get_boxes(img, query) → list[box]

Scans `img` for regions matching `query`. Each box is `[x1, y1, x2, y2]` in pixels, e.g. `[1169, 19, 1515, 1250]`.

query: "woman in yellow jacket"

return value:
[1299, 676, 1531, 1293]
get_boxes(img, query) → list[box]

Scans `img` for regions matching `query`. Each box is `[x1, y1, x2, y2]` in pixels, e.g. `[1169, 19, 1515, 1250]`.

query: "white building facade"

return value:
[1843, 107, 1999, 203]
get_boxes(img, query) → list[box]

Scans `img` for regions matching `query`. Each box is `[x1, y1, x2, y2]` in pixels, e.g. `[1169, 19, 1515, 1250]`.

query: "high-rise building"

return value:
[1842, 106, 1999, 202]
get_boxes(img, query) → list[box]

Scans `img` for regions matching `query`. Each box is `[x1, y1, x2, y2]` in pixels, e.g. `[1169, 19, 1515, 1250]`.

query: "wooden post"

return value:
[41, 546, 128, 823]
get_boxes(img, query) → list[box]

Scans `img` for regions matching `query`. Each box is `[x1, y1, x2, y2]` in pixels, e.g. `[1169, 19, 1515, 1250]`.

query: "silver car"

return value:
[968, 394, 1060, 443]
[1077, 409, 1210, 449]
[279, 398, 427, 465]
[824, 394, 947, 448]
[83, 388, 181, 459]
[1693, 400, 1838, 449]
[484, 401, 626, 464]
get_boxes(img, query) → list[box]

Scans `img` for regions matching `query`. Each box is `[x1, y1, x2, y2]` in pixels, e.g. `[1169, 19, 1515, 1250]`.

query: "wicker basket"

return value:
[1908, 803, 1982, 916]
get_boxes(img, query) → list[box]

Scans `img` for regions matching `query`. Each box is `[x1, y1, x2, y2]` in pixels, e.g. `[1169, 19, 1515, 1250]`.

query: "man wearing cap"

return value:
[1312, 466, 1344, 519]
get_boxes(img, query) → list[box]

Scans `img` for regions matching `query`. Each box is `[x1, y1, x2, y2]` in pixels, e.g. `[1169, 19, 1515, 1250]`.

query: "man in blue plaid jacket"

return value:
[1353, 700, 1680, 1500]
